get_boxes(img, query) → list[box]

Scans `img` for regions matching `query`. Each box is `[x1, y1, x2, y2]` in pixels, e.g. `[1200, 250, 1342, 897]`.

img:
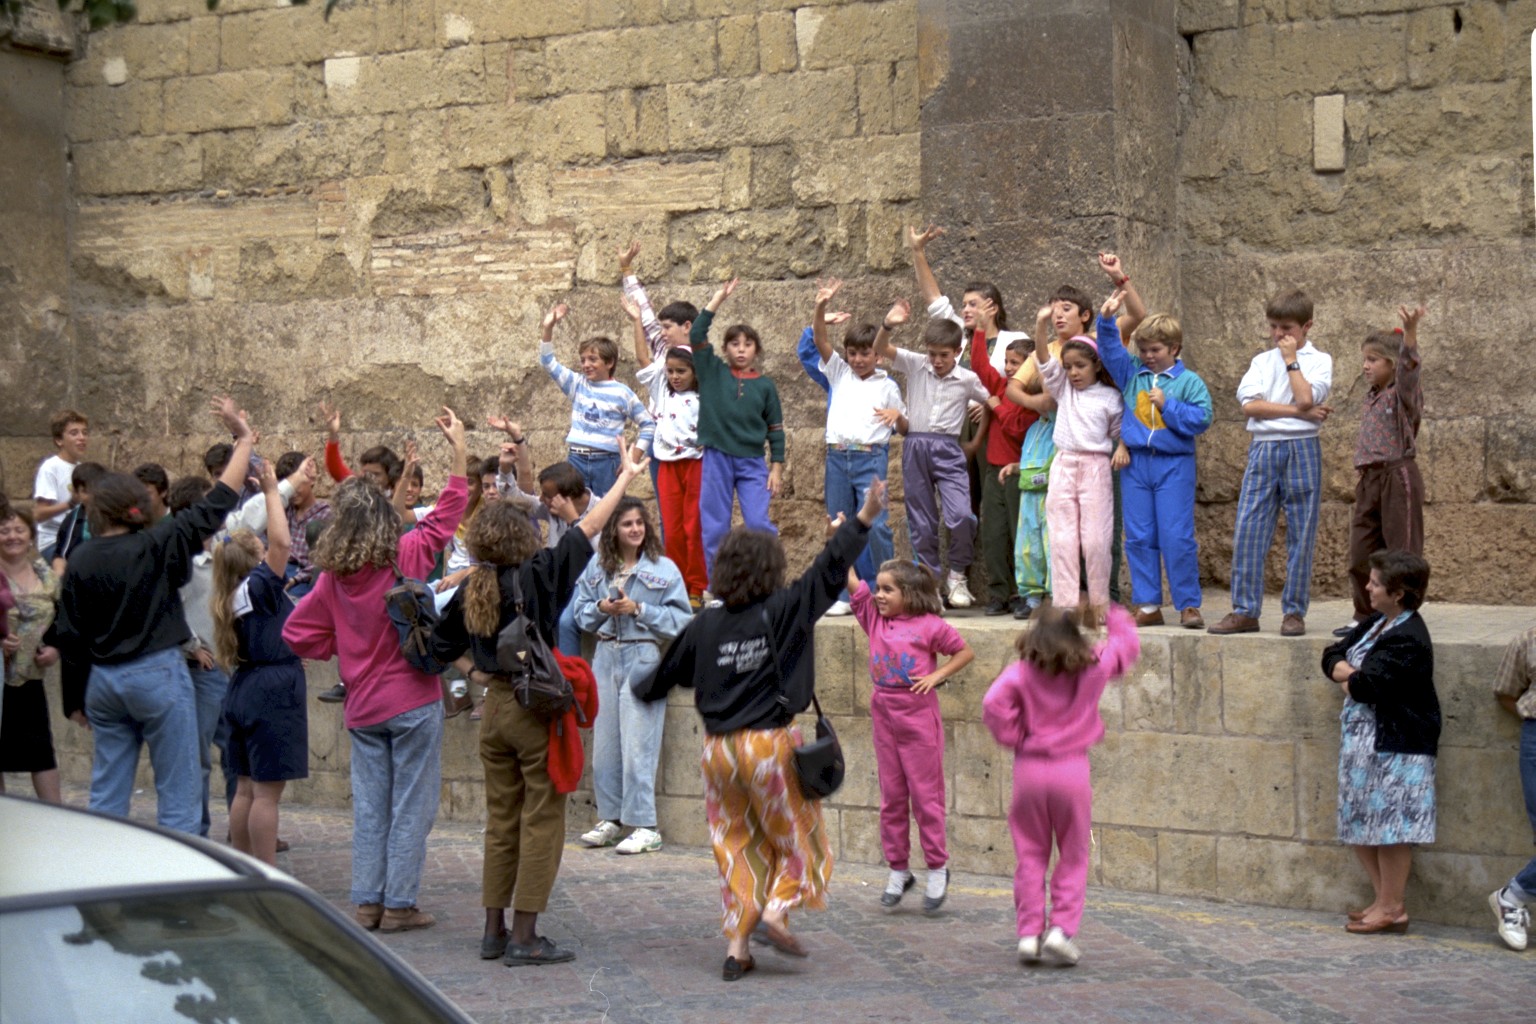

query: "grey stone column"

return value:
[915, 0, 1181, 324]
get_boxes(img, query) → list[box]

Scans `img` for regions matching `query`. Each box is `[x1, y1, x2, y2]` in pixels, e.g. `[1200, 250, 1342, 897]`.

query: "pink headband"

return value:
[1067, 334, 1099, 354]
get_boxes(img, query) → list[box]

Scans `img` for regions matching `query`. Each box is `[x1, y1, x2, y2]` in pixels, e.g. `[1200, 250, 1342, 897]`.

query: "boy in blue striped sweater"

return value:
[541, 302, 656, 497]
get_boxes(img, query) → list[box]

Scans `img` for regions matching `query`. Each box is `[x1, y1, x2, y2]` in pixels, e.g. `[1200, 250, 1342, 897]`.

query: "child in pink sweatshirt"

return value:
[982, 604, 1140, 966]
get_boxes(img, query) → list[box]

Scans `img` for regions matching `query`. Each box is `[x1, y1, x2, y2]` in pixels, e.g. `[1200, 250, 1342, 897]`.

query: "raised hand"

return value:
[823, 310, 852, 325]
[620, 437, 650, 478]
[882, 298, 911, 330]
[435, 406, 466, 447]
[486, 414, 522, 438]
[1100, 288, 1125, 319]
[825, 511, 846, 540]
[620, 294, 643, 322]
[258, 458, 280, 492]
[709, 277, 740, 311]
[542, 303, 570, 332]
[906, 224, 944, 250]
[815, 277, 843, 306]
[857, 478, 888, 526]
[618, 240, 641, 272]
[975, 298, 999, 334]
[318, 400, 341, 438]
[1097, 252, 1127, 285]
[1398, 304, 1426, 336]
[498, 442, 518, 472]
[211, 396, 251, 439]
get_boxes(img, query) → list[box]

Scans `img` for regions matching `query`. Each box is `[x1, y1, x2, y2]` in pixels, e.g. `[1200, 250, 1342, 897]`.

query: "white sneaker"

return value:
[580, 820, 622, 848]
[615, 827, 662, 855]
[824, 600, 853, 617]
[1489, 887, 1530, 951]
[1041, 926, 1080, 966]
[1017, 935, 1042, 963]
[945, 576, 974, 609]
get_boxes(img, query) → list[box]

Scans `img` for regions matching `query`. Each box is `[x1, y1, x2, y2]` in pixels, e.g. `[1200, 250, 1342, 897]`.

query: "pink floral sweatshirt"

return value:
[282, 476, 468, 730]
[981, 605, 1141, 758]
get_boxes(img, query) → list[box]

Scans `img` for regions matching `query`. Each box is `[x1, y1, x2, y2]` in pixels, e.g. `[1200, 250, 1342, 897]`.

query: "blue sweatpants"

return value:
[1123, 449, 1201, 611]
[701, 447, 775, 582]
[1229, 436, 1322, 619]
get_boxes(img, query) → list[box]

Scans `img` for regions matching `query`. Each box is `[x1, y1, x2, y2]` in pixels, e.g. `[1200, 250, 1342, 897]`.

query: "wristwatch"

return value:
[1285, 361, 1300, 372]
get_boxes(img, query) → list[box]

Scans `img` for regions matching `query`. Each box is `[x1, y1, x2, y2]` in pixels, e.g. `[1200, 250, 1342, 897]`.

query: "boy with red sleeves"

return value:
[970, 305, 1038, 616]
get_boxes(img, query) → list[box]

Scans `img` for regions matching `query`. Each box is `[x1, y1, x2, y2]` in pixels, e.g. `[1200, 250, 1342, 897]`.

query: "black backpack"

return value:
[385, 564, 448, 675]
[496, 571, 573, 722]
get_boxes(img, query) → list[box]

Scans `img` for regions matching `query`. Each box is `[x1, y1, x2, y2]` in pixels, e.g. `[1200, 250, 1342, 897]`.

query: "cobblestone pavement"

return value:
[59, 791, 1522, 1024]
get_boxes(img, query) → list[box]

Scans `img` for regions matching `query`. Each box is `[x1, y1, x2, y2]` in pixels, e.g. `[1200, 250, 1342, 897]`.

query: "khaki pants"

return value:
[480, 683, 566, 912]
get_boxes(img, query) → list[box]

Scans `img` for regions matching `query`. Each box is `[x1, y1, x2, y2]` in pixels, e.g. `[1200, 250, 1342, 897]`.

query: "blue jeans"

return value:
[188, 661, 231, 837]
[557, 600, 582, 658]
[86, 647, 202, 835]
[1509, 719, 1536, 904]
[591, 641, 666, 827]
[568, 449, 619, 500]
[349, 700, 444, 909]
[825, 447, 891, 598]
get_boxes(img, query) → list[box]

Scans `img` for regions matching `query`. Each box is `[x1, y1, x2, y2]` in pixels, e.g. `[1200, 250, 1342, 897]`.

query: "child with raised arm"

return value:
[1037, 299, 1124, 625]
[689, 279, 787, 579]
[211, 459, 305, 866]
[622, 294, 708, 606]
[875, 301, 990, 609]
[1208, 289, 1333, 637]
[846, 554, 973, 912]
[811, 279, 906, 616]
[540, 303, 656, 499]
[1095, 287, 1214, 630]
[983, 605, 1141, 966]
[1339, 306, 1425, 637]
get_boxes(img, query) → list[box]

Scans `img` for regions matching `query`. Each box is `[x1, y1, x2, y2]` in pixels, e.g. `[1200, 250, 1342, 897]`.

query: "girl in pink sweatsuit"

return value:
[848, 559, 974, 913]
[982, 604, 1139, 965]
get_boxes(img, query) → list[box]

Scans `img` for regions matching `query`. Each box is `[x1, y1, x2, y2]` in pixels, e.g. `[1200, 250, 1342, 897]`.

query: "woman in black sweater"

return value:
[1321, 550, 1438, 935]
[638, 480, 884, 981]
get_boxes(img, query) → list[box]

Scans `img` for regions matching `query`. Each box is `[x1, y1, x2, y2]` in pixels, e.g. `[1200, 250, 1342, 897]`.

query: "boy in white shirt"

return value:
[1208, 289, 1333, 637]
[33, 409, 89, 559]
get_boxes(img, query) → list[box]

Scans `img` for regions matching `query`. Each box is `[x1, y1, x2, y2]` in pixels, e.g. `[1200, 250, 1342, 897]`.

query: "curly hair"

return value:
[462, 501, 543, 636]
[598, 498, 662, 576]
[711, 528, 786, 608]
[211, 530, 263, 670]
[311, 476, 401, 576]
[1015, 605, 1097, 677]
[875, 559, 942, 617]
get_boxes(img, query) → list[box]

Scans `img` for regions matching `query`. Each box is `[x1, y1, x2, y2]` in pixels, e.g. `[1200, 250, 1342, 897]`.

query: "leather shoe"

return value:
[983, 599, 1012, 616]
[1206, 612, 1259, 635]
[1280, 614, 1306, 637]
[722, 955, 755, 982]
[1179, 608, 1204, 630]
[1346, 915, 1409, 935]
[752, 920, 808, 958]
[1133, 608, 1165, 627]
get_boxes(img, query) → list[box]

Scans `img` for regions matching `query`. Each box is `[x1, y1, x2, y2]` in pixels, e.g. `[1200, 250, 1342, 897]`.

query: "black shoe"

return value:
[923, 868, 950, 914]
[880, 872, 916, 908]
[1014, 599, 1038, 621]
[983, 599, 1011, 616]
[479, 931, 509, 960]
[1332, 621, 1359, 638]
[317, 683, 346, 703]
[503, 935, 575, 966]
[722, 954, 755, 982]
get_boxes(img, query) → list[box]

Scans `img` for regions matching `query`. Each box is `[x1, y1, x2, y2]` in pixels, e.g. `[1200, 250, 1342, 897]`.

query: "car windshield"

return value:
[0, 886, 455, 1024]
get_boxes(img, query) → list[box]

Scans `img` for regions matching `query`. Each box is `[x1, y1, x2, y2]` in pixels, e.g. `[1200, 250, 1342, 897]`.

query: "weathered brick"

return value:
[68, 19, 189, 85]
[1099, 827, 1159, 892]
[757, 9, 798, 73]
[856, 62, 894, 134]
[1178, 0, 1240, 34]
[66, 81, 163, 142]
[792, 133, 919, 205]
[718, 14, 759, 77]
[1157, 832, 1219, 897]
[163, 68, 301, 134]
[587, 0, 665, 29]
[73, 135, 203, 196]
[542, 22, 717, 93]
[550, 159, 724, 216]
[444, 93, 608, 168]
[890, 58, 918, 131]
[667, 67, 858, 148]
[795, 0, 916, 70]
[187, 15, 220, 75]
[324, 46, 498, 116]
[605, 87, 671, 158]
[218, 5, 377, 71]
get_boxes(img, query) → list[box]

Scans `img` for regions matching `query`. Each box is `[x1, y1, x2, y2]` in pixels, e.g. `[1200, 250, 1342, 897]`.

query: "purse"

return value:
[761, 608, 845, 800]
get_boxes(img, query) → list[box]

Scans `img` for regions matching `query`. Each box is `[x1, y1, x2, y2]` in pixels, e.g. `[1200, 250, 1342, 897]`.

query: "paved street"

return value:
[246, 800, 1530, 1024]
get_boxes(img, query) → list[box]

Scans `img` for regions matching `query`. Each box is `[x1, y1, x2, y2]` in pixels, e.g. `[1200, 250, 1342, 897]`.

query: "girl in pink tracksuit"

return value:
[982, 604, 1139, 966]
[847, 558, 974, 913]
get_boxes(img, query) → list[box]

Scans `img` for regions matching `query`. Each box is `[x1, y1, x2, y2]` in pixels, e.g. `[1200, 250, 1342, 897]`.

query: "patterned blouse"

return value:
[4, 558, 59, 685]
[1354, 344, 1421, 467]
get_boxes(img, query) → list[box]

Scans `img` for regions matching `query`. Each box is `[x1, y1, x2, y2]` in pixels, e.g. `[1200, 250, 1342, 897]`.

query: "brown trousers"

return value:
[1349, 459, 1424, 618]
[480, 683, 566, 912]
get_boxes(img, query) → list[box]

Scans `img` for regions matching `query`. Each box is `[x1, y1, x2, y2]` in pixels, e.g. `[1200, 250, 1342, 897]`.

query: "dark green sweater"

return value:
[689, 308, 786, 462]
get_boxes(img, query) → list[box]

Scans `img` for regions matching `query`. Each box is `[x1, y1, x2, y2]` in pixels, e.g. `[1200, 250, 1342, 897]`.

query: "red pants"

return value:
[658, 458, 708, 597]
[871, 686, 948, 872]
[1010, 752, 1092, 938]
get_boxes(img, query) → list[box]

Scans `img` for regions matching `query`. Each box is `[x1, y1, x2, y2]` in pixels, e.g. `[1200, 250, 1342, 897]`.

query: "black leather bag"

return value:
[760, 609, 844, 800]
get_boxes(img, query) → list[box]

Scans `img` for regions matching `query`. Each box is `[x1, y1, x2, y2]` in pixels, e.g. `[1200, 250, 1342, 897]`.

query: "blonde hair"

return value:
[211, 530, 263, 671]
[875, 559, 943, 617]
[462, 501, 543, 636]
[311, 477, 401, 577]
[1131, 313, 1183, 353]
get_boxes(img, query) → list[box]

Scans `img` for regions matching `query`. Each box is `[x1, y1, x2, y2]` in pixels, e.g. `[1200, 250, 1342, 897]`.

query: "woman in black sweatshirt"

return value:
[638, 480, 885, 981]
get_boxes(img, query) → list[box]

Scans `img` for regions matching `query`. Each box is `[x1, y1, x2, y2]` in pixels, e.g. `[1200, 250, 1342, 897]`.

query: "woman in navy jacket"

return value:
[1321, 550, 1438, 935]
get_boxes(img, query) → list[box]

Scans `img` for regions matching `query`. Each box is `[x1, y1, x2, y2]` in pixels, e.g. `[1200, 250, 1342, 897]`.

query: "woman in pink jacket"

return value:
[982, 605, 1140, 967]
[283, 408, 469, 934]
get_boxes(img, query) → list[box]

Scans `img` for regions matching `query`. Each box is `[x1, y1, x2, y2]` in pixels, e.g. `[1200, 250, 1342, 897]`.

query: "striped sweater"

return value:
[541, 342, 656, 453]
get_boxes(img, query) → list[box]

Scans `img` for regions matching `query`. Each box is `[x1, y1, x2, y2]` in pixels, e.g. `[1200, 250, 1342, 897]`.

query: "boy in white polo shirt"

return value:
[812, 279, 907, 616]
[1208, 289, 1333, 637]
[32, 408, 90, 560]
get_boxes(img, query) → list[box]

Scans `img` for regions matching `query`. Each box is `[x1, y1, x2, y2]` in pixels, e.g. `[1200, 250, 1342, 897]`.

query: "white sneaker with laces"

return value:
[615, 827, 663, 855]
[1489, 887, 1530, 951]
[825, 600, 853, 617]
[1041, 926, 1080, 966]
[580, 820, 623, 848]
[945, 576, 974, 609]
[1017, 935, 1042, 963]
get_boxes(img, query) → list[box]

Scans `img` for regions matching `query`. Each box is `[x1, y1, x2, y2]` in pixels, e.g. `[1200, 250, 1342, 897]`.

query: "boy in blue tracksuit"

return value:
[1096, 302, 1213, 629]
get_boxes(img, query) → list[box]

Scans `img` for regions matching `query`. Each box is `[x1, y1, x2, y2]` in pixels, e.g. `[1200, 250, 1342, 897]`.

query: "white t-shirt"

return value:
[33, 454, 76, 551]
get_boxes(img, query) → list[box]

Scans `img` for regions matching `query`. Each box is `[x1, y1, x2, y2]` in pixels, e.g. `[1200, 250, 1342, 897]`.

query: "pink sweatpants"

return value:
[871, 686, 948, 872]
[1010, 752, 1092, 938]
[1045, 450, 1114, 610]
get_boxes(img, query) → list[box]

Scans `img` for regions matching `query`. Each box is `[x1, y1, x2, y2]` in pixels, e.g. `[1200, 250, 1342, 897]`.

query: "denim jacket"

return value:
[572, 554, 692, 646]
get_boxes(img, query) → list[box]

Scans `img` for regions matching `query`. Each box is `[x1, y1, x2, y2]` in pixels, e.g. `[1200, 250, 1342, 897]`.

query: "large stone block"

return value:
[65, 81, 163, 142]
[433, 0, 589, 44]
[218, 5, 377, 71]
[163, 68, 303, 133]
[795, 1, 916, 70]
[1221, 635, 1338, 738]
[1157, 831, 1219, 897]
[660, 705, 707, 797]
[1093, 732, 1296, 836]
[1411, 849, 1534, 928]
[67, 19, 189, 85]
[811, 620, 858, 716]
[542, 22, 717, 93]
[202, 118, 389, 189]
[1293, 736, 1341, 842]
[1170, 636, 1225, 736]
[718, 14, 759, 77]
[1178, 0, 1240, 33]
[325, 46, 499, 116]
[949, 720, 1007, 818]
[791, 133, 920, 206]
[604, 87, 671, 158]
[1099, 827, 1159, 893]
[667, 206, 869, 281]
[73, 134, 204, 196]
[1214, 836, 1366, 915]
[444, 93, 608, 168]
[655, 793, 712, 847]
[1121, 636, 1175, 733]
[1434, 745, 1532, 854]
[549, 159, 725, 218]
[666, 68, 859, 149]
[757, 10, 798, 73]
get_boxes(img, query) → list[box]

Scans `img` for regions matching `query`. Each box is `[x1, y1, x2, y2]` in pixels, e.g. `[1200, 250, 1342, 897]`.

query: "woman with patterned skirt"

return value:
[638, 482, 885, 981]
[1322, 549, 1438, 935]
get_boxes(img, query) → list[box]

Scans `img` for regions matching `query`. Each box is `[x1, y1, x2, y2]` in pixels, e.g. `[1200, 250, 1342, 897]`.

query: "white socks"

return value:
[885, 869, 912, 896]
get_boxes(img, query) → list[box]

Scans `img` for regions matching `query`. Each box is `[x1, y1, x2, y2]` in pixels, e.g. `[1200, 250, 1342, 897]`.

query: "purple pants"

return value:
[871, 685, 947, 871]
[902, 433, 975, 575]
[700, 446, 775, 581]
[1010, 752, 1092, 938]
